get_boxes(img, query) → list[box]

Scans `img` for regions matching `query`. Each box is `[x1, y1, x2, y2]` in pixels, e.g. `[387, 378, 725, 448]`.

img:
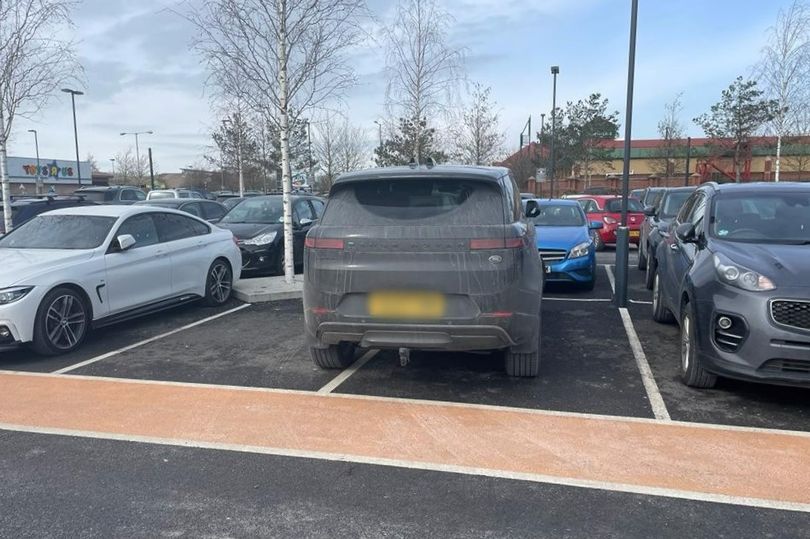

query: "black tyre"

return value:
[311, 342, 357, 369]
[637, 242, 647, 270]
[592, 231, 606, 252]
[505, 350, 540, 377]
[31, 287, 90, 356]
[680, 304, 718, 388]
[644, 254, 656, 290]
[652, 271, 676, 324]
[203, 259, 233, 306]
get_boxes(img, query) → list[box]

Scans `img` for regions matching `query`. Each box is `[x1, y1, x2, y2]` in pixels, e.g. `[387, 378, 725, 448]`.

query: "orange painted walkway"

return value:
[1, 371, 809, 509]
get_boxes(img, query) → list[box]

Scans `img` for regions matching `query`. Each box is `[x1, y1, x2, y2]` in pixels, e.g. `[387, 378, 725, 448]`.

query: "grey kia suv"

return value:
[653, 182, 810, 388]
[303, 165, 544, 377]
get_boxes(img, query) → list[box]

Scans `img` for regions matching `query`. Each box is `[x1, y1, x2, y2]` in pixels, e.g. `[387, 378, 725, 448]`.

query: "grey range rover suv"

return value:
[303, 165, 543, 377]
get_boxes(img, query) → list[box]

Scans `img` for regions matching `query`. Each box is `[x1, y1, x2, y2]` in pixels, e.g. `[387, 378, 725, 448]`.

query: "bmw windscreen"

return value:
[0, 215, 116, 250]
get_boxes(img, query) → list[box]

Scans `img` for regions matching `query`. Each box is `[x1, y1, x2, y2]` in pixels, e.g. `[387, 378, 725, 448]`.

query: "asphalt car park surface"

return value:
[2, 248, 810, 537]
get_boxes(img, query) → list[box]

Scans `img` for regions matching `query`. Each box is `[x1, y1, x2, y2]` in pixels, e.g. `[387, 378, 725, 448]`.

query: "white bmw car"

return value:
[0, 205, 242, 355]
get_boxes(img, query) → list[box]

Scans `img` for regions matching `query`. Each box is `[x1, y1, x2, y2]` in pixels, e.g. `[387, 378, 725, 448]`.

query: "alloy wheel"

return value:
[681, 312, 691, 373]
[209, 262, 232, 303]
[45, 294, 87, 351]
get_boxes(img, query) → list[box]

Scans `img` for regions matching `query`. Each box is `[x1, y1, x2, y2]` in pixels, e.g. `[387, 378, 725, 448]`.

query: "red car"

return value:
[571, 195, 645, 250]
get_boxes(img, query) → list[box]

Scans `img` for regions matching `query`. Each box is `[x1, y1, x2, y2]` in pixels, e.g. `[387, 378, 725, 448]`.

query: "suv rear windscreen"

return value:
[322, 179, 504, 226]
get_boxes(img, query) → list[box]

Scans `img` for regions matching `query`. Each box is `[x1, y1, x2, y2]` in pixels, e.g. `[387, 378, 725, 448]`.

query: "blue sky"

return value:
[7, 0, 792, 173]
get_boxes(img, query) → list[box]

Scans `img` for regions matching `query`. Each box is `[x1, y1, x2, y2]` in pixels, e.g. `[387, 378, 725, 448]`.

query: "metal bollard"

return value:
[614, 227, 630, 308]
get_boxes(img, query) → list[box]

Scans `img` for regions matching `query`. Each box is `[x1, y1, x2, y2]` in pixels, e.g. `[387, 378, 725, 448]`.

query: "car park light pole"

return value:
[549, 66, 559, 199]
[27, 129, 42, 195]
[61, 88, 84, 187]
[120, 131, 153, 187]
[615, 0, 639, 309]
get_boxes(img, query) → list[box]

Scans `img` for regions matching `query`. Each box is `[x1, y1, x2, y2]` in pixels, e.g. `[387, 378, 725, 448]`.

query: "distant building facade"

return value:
[4, 156, 92, 195]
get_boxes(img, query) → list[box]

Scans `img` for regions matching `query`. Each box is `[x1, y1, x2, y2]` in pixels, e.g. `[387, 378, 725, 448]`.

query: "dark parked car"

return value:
[639, 186, 695, 287]
[134, 199, 229, 223]
[217, 194, 325, 275]
[303, 165, 543, 377]
[636, 187, 666, 208]
[0, 196, 98, 234]
[652, 182, 810, 388]
[74, 186, 146, 204]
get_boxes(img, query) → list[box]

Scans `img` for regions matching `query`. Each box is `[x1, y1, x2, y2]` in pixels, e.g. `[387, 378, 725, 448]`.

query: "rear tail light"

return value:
[470, 237, 525, 250]
[309, 307, 334, 316]
[603, 216, 618, 224]
[305, 237, 344, 250]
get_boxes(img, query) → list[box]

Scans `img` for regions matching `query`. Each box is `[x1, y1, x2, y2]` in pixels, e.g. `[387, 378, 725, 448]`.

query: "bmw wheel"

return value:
[203, 259, 233, 306]
[32, 287, 89, 356]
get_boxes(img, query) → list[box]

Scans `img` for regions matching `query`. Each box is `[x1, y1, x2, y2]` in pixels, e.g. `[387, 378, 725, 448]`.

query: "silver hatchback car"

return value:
[303, 165, 544, 377]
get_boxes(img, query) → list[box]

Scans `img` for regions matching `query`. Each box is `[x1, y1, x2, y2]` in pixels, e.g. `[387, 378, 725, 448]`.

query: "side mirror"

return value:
[299, 218, 315, 227]
[588, 221, 604, 230]
[643, 205, 657, 217]
[116, 234, 136, 251]
[525, 200, 540, 218]
[675, 223, 696, 243]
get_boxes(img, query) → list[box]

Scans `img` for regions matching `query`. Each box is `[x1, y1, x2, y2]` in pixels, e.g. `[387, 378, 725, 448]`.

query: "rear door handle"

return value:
[670, 244, 679, 251]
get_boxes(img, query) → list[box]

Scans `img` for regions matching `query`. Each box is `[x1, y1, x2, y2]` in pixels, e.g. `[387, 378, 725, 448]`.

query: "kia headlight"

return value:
[569, 241, 591, 259]
[713, 254, 775, 292]
[0, 286, 34, 305]
[243, 231, 277, 246]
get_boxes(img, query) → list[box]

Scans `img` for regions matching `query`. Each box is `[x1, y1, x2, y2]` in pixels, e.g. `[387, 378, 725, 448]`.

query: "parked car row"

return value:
[648, 182, 810, 389]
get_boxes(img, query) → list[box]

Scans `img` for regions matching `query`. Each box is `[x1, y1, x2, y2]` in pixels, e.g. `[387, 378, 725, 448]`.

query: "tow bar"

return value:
[399, 347, 411, 367]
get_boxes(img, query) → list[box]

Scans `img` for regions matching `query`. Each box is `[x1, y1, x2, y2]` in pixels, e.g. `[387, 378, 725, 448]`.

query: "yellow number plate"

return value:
[629, 230, 640, 238]
[368, 291, 445, 319]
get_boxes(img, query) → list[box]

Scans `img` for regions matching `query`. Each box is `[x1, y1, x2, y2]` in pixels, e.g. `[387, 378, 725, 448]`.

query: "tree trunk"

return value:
[1, 108, 12, 234]
[735, 143, 742, 183]
[775, 135, 782, 182]
[277, 0, 295, 284]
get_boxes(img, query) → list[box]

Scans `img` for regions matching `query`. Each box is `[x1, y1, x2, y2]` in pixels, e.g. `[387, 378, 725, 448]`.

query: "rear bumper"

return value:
[599, 225, 641, 244]
[312, 321, 516, 351]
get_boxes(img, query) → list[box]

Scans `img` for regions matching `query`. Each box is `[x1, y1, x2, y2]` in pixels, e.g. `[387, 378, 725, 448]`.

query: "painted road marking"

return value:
[2, 369, 808, 438]
[2, 422, 809, 514]
[619, 308, 671, 421]
[52, 304, 252, 374]
[1, 372, 809, 512]
[630, 299, 653, 305]
[605, 264, 616, 294]
[318, 349, 379, 394]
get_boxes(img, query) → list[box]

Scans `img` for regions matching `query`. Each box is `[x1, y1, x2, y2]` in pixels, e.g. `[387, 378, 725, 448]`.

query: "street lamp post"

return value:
[120, 130, 153, 187]
[614, 0, 640, 309]
[61, 88, 84, 187]
[27, 129, 42, 195]
[109, 158, 116, 181]
[549, 66, 559, 198]
[374, 120, 383, 165]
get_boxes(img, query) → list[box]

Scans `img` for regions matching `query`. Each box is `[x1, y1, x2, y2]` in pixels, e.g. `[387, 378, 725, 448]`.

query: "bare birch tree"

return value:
[650, 93, 687, 178]
[1, 0, 80, 232]
[449, 83, 504, 165]
[385, 0, 464, 163]
[185, 0, 367, 282]
[757, 0, 810, 181]
[313, 114, 367, 191]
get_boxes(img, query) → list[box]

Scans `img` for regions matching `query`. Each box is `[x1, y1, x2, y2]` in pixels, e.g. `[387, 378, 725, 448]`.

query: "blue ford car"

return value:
[524, 199, 603, 290]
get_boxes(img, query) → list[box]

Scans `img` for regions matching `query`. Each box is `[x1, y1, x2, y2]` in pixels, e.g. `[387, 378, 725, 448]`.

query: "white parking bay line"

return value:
[605, 265, 616, 295]
[318, 349, 379, 394]
[52, 304, 252, 375]
[619, 308, 671, 421]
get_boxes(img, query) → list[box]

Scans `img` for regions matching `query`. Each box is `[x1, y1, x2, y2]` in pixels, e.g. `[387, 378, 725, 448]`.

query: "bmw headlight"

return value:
[569, 241, 591, 259]
[242, 231, 278, 246]
[0, 286, 34, 305]
[713, 254, 775, 292]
